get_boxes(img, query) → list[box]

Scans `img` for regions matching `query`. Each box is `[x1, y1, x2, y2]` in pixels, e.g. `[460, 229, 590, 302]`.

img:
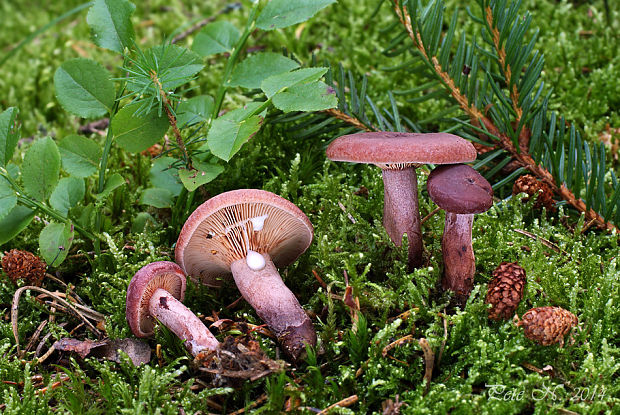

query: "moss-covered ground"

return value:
[0, 0, 618, 413]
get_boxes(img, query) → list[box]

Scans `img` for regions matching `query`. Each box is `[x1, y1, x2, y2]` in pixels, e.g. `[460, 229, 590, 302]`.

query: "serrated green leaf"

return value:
[150, 157, 182, 196]
[139, 187, 174, 208]
[229, 53, 300, 89]
[112, 104, 169, 153]
[127, 45, 203, 92]
[0, 178, 17, 221]
[272, 81, 337, 112]
[0, 205, 35, 245]
[22, 137, 61, 201]
[86, 0, 136, 53]
[58, 135, 102, 178]
[256, 0, 336, 30]
[261, 67, 328, 97]
[54, 58, 115, 118]
[39, 222, 74, 266]
[97, 173, 125, 199]
[178, 161, 224, 191]
[191, 21, 240, 57]
[49, 177, 85, 216]
[0, 107, 20, 167]
[208, 114, 263, 162]
[176, 95, 214, 127]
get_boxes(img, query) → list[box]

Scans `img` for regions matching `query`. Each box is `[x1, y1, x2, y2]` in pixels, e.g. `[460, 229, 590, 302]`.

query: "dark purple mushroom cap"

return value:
[326, 132, 477, 167]
[175, 189, 314, 286]
[126, 261, 186, 337]
[427, 164, 493, 214]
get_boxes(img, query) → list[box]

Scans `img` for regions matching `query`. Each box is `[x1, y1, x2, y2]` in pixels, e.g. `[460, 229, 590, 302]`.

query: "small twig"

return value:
[418, 338, 434, 395]
[312, 269, 328, 290]
[421, 206, 442, 225]
[36, 374, 70, 395]
[225, 295, 245, 310]
[338, 201, 356, 224]
[382, 334, 415, 358]
[227, 394, 268, 415]
[171, 3, 242, 44]
[513, 229, 579, 264]
[24, 320, 47, 353]
[12, 286, 102, 356]
[317, 395, 359, 414]
[32, 343, 56, 365]
[436, 311, 448, 369]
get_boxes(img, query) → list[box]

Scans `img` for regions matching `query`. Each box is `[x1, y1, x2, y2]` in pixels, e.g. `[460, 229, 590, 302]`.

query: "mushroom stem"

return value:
[381, 167, 423, 269]
[441, 213, 475, 300]
[149, 288, 219, 356]
[230, 254, 316, 362]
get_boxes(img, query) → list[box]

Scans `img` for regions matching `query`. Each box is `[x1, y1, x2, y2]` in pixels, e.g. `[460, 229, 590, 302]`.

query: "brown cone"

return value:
[517, 306, 578, 347]
[485, 262, 527, 320]
[1, 249, 47, 286]
[512, 175, 555, 212]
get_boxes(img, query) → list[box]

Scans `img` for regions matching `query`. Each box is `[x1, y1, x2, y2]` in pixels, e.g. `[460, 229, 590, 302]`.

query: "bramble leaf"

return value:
[54, 58, 115, 118]
[86, 0, 136, 53]
[177, 95, 214, 127]
[0, 205, 35, 245]
[272, 81, 337, 112]
[149, 157, 182, 196]
[97, 173, 125, 199]
[0, 107, 20, 167]
[261, 67, 328, 97]
[49, 177, 86, 216]
[58, 135, 102, 178]
[256, 0, 336, 30]
[22, 137, 61, 202]
[0, 177, 17, 221]
[192, 21, 240, 57]
[39, 222, 74, 266]
[207, 105, 264, 161]
[112, 104, 169, 153]
[229, 53, 300, 89]
[139, 188, 174, 208]
[178, 161, 224, 191]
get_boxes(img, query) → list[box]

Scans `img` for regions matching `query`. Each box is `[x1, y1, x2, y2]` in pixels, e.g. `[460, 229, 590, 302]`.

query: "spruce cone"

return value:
[1, 249, 47, 286]
[512, 175, 555, 212]
[485, 262, 527, 320]
[517, 306, 578, 347]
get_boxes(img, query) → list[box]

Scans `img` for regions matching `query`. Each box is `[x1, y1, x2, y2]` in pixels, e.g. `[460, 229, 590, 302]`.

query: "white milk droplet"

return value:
[246, 250, 266, 271]
[249, 215, 268, 231]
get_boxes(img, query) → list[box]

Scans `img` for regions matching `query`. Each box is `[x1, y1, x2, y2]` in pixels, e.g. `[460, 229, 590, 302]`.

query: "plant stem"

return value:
[210, 3, 260, 123]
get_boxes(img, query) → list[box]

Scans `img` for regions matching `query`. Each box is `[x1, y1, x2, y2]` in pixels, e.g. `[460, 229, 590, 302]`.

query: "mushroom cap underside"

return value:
[427, 164, 493, 214]
[326, 132, 477, 166]
[175, 189, 314, 286]
[126, 261, 186, 338]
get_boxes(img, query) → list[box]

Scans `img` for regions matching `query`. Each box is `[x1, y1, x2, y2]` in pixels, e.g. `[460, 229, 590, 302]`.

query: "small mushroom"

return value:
[175, 189, 315, 361]
[326, 132, 476, 269]
[427, 164, 493, 301]
[126, 261, 219, 356]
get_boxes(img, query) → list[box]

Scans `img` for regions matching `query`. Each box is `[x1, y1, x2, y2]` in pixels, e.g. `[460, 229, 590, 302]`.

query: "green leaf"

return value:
[177, 95, 214, 127]
[49, 177, 85, 216]
[261, 67, 328, 97]
[178, 161, 224, 191]
[0, 178, 17, 221]
[86, 0, 136, 53]
[0, 107, 20, 167]
[39, 222, 74, 266]
[112, 104, 169, 153]
[131, 212, 157, 233]
[97, 173, 125, 199]
[256, 0, 336, 30]
[22, 137, 61, 201]
[191, 21, 240, 57]
[272, 81, 337, 112]
[139, 187, 174, 208]
[58, 135, 102, 177]
[207, 107, 263, 161]
[150, 157, 182, 196]
[127, 45, 203, 92]
[229, 53, 300, 89]
[0, 205, 35, 245]
[54, 58, 115, 118]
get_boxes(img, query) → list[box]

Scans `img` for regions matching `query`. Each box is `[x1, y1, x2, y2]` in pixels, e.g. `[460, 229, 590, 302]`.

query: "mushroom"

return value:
[426, 164, 493, 301]
[175, 189, 315, 361]
[326, 132, 476, 269]
[126, 261, 219, 356]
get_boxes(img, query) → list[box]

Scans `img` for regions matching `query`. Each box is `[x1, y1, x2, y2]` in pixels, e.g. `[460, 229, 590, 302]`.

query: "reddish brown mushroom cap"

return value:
[326, 132, 477, 166]
[175, 189, 314, 286]
[427, 164, 493, 214]
[126, 261, 186, 337]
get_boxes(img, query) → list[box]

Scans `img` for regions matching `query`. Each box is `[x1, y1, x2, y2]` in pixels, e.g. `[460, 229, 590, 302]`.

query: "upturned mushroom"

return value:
[326, 132, 476, 269]
[126, 261, 219, 356]
[427, 164, 493, 301]
[175, 189, 315, 361]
